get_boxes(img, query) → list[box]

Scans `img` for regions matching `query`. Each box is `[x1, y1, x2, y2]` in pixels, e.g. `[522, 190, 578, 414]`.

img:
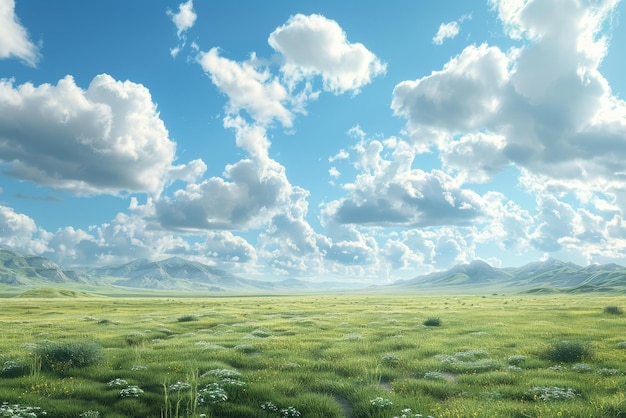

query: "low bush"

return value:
[35, 340, 103, 371]
[604, 306, 623, 315]
[542, 340, 591, 363]
[1, 360, 29, 378]
[423, 317, 441, 327]
[177, 315, 198, 322]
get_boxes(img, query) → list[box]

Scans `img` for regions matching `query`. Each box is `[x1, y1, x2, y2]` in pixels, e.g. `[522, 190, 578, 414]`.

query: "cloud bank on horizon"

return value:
[0, 0, 625, 282]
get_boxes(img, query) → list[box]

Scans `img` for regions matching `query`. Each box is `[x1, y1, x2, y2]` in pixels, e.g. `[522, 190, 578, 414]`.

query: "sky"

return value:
[1, 0, 626, 283]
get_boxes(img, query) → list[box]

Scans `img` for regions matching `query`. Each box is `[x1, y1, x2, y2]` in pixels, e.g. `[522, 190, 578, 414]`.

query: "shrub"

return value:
[543, 340, 590, 363]
[604, 306, 623, 315]
[177, 315, 198, 322]
[35, 340, 103, 371]
[423, 317, 441, 327]
[1, 360, 29, 378]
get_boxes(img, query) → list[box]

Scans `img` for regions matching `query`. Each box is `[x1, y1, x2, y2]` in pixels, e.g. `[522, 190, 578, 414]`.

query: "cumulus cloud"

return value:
[155, 116, 300, 231]
[322, 138, 486, 227]
[0, 0, 40, 66]
[0, 205, 49, 254]
[167, 0, 196, 37]
[433, 21, 460, 45]
[392, 43, 509, 137]
[393, 0, 626, 198]
[167, 0, 197, 58]
[198, 48, 294, 127]
[0, 74, 205, 196]
[268, 13, 387, 94]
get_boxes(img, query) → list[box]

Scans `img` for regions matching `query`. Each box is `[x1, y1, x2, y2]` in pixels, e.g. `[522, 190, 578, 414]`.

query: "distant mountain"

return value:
[2, 246, 623, 294]
[387, 258, 626, 293]
[0, 248, 366, 293]
[91, 257, 366, 292]
[90, 256, 258, 291]
[0, 248, 91, 286]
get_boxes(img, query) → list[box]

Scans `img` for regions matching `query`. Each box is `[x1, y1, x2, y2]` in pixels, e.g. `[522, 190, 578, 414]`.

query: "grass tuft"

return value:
[542, 340, 591, 363]
[423, 317, 441, 327]
[603, 305, 623, 315]
[35, 340, 103, 371]
[177, 315, 198, 322]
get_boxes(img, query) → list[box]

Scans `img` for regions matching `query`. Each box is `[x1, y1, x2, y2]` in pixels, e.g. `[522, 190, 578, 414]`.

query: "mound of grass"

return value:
[542, 340, 591, 363]
[423, 317, 441, 327]
[603, 305, 623, 315]
[177, 315, 198, 322]
[1, 359, 30, 377]
[35, 340, 103, 371]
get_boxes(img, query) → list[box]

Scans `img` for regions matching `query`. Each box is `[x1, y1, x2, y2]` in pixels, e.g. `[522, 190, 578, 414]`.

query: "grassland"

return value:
[0, 292, 625, 417]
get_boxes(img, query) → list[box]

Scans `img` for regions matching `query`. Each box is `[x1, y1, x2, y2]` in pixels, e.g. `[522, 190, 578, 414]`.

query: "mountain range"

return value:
[0, 248, 363, 293]
[386, 259, 626, 293]
[1, 247, 625, 294]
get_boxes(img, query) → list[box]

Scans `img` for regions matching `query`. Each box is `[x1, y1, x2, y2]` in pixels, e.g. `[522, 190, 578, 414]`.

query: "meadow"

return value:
[0, 292, 625, 417]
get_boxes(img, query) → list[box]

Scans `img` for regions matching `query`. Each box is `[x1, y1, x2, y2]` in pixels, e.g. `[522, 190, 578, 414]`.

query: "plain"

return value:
[0, 292, 625, 418]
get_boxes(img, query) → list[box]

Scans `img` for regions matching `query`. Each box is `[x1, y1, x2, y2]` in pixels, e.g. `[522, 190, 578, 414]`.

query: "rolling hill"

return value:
[0, 248, 365, 293]
[1, 246, 625, 294]
[0, 247, 91, 286]
[387, 258, 626, 293]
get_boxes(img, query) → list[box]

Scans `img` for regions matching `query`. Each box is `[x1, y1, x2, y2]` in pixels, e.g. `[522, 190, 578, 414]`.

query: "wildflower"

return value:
[198, 383, 228, 405]
[370, 397, 393, 408]
[0, 402, 47, 417]
[261, 401, 279, 412]
[119, 385, 144, 398]
[527, 386, 579, 401]
[168, 381, 191, 392]
[201, 368, 242, 379]
[107, 378, 129, 387]
[280, 406, 301, 417]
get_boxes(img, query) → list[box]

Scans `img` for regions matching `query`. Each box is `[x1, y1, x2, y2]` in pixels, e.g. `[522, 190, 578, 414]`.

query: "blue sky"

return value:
[1, 0, 626, 283]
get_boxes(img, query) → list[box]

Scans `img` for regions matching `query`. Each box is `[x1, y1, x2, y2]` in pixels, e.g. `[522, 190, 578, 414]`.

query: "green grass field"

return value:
[1, 292, 625, 417]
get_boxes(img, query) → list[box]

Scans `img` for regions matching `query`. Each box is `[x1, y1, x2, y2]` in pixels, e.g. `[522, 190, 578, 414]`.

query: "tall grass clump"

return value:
[542, 340, 591, 363]
[35, 340, 103, 371]
[603, 306, 623, 315]
[422, 317, 441, 327]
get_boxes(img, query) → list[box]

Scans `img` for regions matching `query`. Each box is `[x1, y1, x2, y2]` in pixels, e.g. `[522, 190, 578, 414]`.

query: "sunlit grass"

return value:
[0, 294, 625, 417]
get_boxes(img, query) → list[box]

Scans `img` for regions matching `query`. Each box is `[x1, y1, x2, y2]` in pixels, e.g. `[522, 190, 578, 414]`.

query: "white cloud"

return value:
[322, 138, 486, 227]
[198, 48, 294, 127]
[433, 21, 460, 45]
[195, 231, 256, 264]
[0, 74, 204, 196]
[0, 205, 49, 254]
[393, 0, 626, 199]
[167, 0, 197, 38]
[0, 0, 40, 66]
[154, 117, 299, 232]
[440, 132, 509, 183]
[392, 43, 509, 138]
[167, 0, 197, 58]
[268, 14, 387, 94]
